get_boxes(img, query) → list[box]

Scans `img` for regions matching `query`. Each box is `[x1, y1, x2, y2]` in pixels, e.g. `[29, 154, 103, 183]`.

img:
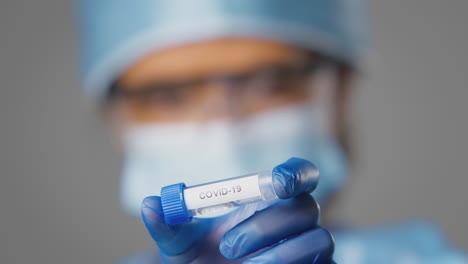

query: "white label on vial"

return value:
[184, 175, 261, 210]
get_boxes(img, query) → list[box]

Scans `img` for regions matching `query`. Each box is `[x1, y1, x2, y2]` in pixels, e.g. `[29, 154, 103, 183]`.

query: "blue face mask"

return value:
[120, 104, 349, 218]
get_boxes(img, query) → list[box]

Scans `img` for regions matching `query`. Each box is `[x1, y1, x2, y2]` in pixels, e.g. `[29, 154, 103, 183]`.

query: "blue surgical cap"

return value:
[76, 0, 369, 98]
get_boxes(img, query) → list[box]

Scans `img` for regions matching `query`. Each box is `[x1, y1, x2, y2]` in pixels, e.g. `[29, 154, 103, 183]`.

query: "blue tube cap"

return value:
[161, 183, 192, 225]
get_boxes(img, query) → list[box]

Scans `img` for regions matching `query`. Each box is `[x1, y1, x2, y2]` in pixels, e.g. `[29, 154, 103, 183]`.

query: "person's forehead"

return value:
[118, 38, 312, 89]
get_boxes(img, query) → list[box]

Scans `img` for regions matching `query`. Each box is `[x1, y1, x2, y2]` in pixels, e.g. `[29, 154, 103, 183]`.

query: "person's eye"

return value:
[144, 83, 193, 107]
[243, 68, 291, 96]
[269, 67, 309, 95]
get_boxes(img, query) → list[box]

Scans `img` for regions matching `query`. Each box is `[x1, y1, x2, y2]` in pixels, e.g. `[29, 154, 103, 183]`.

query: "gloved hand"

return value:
[141, 158, 335, 263]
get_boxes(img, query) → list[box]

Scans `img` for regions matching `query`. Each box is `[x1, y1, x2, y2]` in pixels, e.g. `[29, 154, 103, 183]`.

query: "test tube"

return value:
[161, 170, 283, 225]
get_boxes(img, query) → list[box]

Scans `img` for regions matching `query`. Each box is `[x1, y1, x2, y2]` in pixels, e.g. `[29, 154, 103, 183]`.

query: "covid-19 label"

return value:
[184, 175, 261, 210]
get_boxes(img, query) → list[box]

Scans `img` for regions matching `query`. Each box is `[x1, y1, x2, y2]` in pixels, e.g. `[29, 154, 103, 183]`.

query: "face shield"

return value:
[76, 0, 368, 217]
[111, 51, 349, 217]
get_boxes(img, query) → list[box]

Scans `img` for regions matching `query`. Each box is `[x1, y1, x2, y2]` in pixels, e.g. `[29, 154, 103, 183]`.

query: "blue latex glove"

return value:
[141, 158, 335, 263]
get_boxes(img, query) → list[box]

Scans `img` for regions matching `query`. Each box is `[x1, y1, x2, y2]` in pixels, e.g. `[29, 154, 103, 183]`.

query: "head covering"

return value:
[76, 0, 369, 97]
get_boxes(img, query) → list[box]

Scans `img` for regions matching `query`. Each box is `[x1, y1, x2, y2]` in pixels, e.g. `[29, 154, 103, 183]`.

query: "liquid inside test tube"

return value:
[161, 170, 278, 225]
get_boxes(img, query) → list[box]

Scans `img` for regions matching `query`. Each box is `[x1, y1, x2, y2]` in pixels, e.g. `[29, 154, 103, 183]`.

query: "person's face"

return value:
[111, 39, 352, 215]
[106, 39, 322, 126]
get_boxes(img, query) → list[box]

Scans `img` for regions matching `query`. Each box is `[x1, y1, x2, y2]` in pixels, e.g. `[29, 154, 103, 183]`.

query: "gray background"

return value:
[1, 0, 467, 263]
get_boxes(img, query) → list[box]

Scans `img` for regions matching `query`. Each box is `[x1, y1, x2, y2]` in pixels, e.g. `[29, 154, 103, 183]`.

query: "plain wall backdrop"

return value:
[1, 0, 467, 263]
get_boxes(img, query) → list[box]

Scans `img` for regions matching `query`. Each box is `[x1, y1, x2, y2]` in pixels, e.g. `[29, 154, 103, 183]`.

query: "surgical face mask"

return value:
[120, 104, 349, 218]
